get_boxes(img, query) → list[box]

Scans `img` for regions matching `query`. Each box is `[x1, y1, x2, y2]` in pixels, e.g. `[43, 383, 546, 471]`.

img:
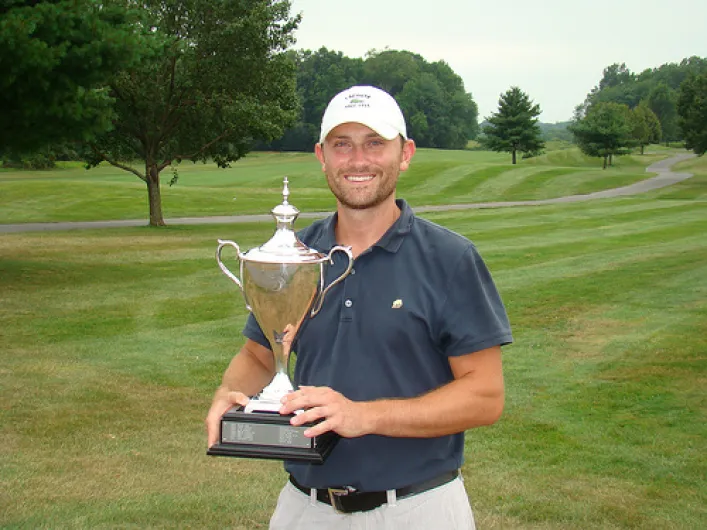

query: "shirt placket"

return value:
[328, 249, 364, 323]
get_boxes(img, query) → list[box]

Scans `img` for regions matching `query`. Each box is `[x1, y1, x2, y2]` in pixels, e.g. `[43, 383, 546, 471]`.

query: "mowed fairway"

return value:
[1, 150, 705, 528]
[0, 145, 678, 224]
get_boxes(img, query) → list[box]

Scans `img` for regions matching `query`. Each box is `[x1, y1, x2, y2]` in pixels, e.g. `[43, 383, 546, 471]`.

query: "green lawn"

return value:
[1, 149, 705, 528]
[0, 147, 675, 224]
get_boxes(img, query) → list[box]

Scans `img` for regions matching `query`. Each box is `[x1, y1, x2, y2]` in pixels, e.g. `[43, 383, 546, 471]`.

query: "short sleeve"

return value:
[242, 312, 272, 350]
[438, 245, 513, 356]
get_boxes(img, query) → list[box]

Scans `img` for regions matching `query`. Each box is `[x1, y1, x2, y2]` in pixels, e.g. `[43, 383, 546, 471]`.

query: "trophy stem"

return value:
[244, 371, 294, 413]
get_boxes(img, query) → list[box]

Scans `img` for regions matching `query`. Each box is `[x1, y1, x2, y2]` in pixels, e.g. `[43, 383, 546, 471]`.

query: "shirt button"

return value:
[344, 299, 353, 308]
[351, 269, 356, 275]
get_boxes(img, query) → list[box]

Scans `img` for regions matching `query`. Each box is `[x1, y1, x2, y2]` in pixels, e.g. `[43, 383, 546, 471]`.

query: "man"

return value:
[206, 86, 512, 529]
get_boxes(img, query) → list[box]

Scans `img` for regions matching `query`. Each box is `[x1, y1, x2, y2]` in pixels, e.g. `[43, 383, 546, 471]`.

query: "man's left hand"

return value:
[279, 386, 372, 438]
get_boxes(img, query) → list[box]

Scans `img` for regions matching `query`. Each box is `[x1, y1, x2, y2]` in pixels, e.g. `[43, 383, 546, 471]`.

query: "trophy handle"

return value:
[310, 245, 354, 317]
[216, 239, 252, 311]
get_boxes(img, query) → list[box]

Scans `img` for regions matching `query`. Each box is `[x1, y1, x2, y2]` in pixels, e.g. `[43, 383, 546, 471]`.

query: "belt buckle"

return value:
[327, 488, 349, 513]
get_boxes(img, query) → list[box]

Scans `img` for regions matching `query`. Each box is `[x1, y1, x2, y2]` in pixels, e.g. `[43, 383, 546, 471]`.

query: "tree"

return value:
[0, 0, 144, 153]
[422, 59, 479, 144]
[631, 103, 662, 155]
[292, 47, 364, 149]
[677, 72, 707, 155]
[481, 87, 544, 164]
[647, 83, 679, 144]
[363, 51, 478, 149]
[580, 57, 707, 136]
[301, 49, 364, 122]
[86, 0, 301, 226]
[255, 47, 365, 151]
[397, 70, 478, 149]
[362, 49, 421, 96]
[599, 63, 635, 90]
[260, 48, 478, 151]
[569, 102, 634, 169]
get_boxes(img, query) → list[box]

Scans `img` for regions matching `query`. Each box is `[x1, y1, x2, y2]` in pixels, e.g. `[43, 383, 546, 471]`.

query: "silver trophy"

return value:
[208, 177, 353, 462]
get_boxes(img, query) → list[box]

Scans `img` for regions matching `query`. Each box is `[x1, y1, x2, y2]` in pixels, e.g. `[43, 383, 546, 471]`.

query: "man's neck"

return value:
[334, 198, 401, 258]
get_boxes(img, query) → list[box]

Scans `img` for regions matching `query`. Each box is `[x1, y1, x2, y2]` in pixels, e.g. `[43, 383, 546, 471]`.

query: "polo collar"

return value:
[312, 199, 414, 254]
[375, 199, 413, 253]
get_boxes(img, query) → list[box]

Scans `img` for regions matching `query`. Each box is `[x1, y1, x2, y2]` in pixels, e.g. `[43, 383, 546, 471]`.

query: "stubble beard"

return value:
[326, 163, 400, 211]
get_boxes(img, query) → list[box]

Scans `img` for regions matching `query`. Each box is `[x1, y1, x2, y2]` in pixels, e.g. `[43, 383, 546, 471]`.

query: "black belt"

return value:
[289, 469, 459, 513]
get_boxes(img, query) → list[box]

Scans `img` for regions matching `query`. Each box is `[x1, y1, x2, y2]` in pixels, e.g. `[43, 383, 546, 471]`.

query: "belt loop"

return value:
[386, 489, 397, 507]
[309, 488, 317, 506]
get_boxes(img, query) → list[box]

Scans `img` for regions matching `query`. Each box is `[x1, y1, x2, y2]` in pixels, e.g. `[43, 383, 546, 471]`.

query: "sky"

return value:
[288, 0, 706, 123]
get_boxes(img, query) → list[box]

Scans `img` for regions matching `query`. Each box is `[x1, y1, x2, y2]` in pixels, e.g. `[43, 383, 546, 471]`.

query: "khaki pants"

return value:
[269, 477, 476, 530]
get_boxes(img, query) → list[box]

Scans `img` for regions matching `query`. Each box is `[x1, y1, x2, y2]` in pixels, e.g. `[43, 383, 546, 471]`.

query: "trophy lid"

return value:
[240, 177, 328, 264]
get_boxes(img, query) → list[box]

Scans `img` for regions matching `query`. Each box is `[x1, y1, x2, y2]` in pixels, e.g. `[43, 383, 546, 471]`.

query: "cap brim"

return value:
[320, 119, 402, 143]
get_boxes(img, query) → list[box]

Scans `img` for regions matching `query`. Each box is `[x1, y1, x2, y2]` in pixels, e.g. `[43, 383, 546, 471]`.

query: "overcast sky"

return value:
[288, 0, 706, 123]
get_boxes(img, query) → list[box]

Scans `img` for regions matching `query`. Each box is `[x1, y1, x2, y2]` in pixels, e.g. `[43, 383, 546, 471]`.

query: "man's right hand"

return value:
[205, 388, 250, 448]
[205, 339, 276, 447]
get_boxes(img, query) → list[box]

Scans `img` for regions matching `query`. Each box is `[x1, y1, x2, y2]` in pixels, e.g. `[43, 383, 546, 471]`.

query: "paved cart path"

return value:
[0, 153, 696, 234]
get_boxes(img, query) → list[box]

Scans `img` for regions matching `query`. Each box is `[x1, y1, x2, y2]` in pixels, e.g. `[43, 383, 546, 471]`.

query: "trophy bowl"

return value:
[208, 177, 353, 462]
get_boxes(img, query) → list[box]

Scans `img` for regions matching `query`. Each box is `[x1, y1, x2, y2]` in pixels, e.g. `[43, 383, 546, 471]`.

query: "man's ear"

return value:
[314, 142, 326, 170]
[399, 139, 416, 172]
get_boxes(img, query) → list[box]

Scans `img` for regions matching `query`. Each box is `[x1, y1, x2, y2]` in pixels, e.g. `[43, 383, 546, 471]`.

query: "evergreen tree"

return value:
[481, 87, 544, 164]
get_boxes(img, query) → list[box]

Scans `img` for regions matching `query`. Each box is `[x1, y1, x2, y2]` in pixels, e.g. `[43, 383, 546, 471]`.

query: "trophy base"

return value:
[207, 406, 339, 463]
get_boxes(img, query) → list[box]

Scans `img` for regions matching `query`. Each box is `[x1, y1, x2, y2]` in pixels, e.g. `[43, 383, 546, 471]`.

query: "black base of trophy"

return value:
[207, 406, 339, 463]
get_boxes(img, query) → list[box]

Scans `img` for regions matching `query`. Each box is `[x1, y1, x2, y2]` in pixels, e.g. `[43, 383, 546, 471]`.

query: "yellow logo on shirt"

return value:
[392, 299, 403, 309]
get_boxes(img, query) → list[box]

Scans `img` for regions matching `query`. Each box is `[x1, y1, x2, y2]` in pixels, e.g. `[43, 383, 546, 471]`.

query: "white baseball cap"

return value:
[319, 86, 408, 143]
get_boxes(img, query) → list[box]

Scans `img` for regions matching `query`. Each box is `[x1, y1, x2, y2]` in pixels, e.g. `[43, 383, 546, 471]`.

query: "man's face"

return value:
[315, 122, 415, 210]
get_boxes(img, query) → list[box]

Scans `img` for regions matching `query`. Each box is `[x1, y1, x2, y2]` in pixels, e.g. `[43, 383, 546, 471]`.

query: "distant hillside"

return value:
[477, 120, 572, 143]
[538, 121, 572, 142]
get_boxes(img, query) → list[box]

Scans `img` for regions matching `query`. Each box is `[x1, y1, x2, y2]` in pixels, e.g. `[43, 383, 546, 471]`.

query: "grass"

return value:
[1, 148, 706, 528]
[0, 147, 674, 224]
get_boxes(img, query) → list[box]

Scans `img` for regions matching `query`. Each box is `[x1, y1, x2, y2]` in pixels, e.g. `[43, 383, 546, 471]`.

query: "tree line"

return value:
[570, 58, 707, 167]
[1, 1, 480, 225]
[2, 1, 705, 225]
[257, 47, 479, 152]
[581, 58, 707, 143]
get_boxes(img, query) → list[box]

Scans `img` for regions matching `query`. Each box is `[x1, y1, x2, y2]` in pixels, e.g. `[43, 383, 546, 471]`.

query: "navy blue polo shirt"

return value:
[243, 199, 512, 491]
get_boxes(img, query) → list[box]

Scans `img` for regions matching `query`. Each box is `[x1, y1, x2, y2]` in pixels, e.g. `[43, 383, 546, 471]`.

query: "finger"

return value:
[280, 391, 316, 413]
[303, 418, 333, 438]
[281, 394, 333, 416]
[227, 391, 250, 407]
[280, 390, 301, 404]
[289, 405, 327, 426]
[205, 413, 222, 447]
[206, 396, 247, 447]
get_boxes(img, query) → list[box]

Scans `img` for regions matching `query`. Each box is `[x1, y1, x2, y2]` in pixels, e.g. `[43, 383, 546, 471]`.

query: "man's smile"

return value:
[344, 174, 375, 182]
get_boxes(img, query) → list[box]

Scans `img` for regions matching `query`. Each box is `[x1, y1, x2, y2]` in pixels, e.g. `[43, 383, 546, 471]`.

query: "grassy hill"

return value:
[1, 147, 705, 528]
[0, 146, 685, 224]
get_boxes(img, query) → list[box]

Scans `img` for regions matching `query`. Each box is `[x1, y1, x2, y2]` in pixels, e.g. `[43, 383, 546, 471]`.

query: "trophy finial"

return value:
[272, 176, 298, 224]
[282, 176, 290, 205]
